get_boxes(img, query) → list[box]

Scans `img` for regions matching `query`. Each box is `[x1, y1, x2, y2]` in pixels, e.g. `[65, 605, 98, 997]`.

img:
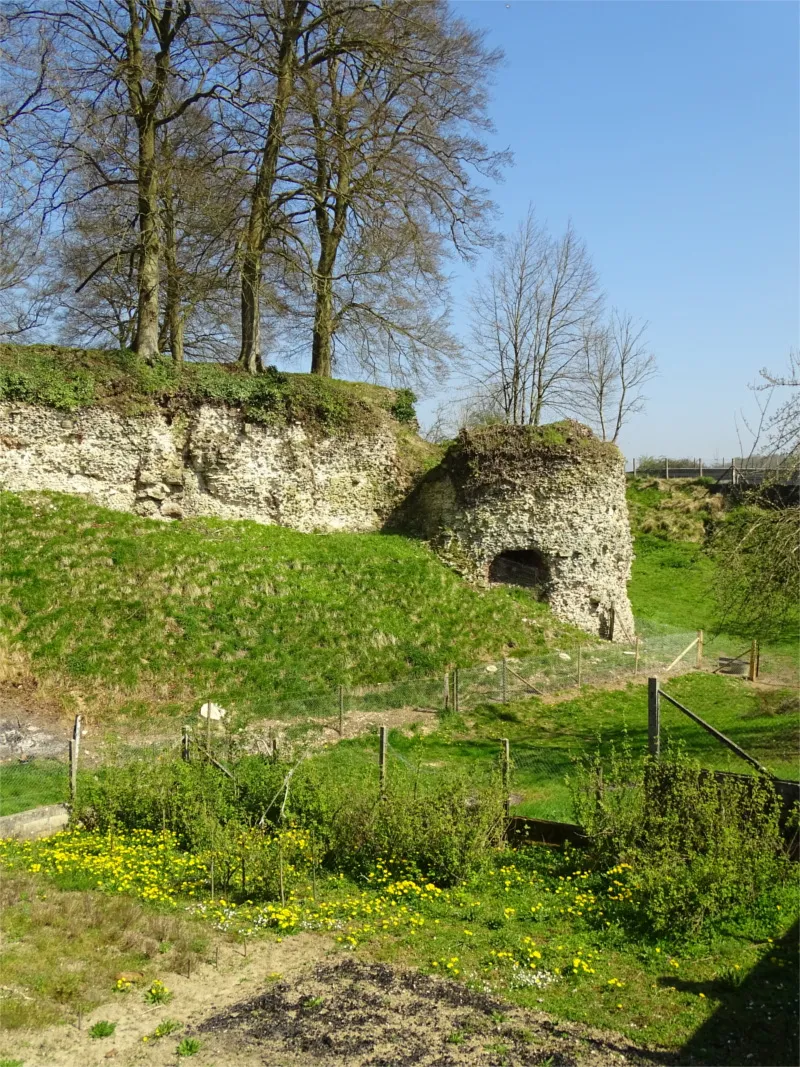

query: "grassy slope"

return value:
[626, 478, 798, 667]
[0, 491, 570, 718]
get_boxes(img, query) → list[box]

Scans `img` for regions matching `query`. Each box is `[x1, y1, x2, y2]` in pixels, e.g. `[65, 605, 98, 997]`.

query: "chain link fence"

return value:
[0, 754, 70, 817]
[285, 618, 704, 727]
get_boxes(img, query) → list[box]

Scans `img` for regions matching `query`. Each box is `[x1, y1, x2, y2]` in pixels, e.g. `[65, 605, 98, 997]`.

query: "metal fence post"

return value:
[648, 677, 660, 758]
[379, 726, 388, 798]
[501, 737, 510, 817]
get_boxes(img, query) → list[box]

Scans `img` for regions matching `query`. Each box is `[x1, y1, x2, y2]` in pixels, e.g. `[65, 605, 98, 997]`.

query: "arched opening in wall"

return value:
[488, 549, 551, 600]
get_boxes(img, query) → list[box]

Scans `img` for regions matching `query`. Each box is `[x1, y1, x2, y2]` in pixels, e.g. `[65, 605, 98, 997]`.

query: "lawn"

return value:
[0, 829, 796, 1064]
[0, 760, 69, 817]
[313, 672, 799, 822]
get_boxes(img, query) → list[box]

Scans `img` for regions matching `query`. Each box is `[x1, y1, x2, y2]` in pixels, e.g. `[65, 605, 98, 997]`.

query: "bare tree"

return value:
[275, 0, 503, 381]
[467, 207, 601, 425]
[7, 1, 222, 360]
[570, 310, 657, 442]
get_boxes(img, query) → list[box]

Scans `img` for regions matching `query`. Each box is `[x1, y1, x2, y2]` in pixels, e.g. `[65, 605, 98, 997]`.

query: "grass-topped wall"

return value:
[0, 343, 418, 436]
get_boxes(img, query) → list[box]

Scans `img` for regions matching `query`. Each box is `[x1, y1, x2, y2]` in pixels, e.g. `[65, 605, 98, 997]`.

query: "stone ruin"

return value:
[0, 396, 635, 640]
[394, 421, 635, 642]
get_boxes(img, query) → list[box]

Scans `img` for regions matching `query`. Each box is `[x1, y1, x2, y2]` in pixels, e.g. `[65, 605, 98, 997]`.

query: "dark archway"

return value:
[488, 549, 550, 599]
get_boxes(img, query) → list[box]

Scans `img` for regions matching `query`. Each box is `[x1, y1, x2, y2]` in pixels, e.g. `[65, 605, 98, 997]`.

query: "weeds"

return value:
[88, 1020, 115, 1039]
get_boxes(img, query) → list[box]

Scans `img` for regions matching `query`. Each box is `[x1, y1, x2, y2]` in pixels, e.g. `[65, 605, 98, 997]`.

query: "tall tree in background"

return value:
[6, 1, 218, 360]
[284, 0, 503, 379]
[571, 310, 657, 442]
[467, 208, 601, 425]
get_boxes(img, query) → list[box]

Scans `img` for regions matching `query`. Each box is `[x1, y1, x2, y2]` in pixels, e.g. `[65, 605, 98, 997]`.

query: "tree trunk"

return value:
[134, 114, 161, 362]
[238, 11, 302, 373]
[161, 155, 183, 365]
[239, 247, 262, 373]
[311, 273, 333, 376]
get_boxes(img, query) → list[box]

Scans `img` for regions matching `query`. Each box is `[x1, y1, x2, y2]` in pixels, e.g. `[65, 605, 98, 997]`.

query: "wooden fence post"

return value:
[634, 636, 641, 675]
[699, 459, 704, 477]
[453, 669, 460, 715]
[748, 640, 757, 682]
[338, 685, 345, 735]
[756, 640, 761, 679]
[379, 726, 388, 798]
[69, 715, 81, 803]
[181, 725, 191, 761]
[648, 677, 660, 758]
[502, 658, 508, 703]
[696, 630, 704, 669]
[501, 738, 510, 817]
[665, 458, 670, 479]
[577, 646, 582, 687]
[443, 671, 450, 711]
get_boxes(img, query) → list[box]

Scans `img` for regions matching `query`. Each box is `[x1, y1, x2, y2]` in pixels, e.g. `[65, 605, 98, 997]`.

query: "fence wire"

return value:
[0, 754, 69, 817]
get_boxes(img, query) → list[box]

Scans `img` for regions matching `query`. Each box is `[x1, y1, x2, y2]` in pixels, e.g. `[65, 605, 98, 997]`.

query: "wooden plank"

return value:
[505, 663, 544, 695]
[506, 816, 588, 849]
[665, 636, 699, 672]
[658, 689, 772, 776]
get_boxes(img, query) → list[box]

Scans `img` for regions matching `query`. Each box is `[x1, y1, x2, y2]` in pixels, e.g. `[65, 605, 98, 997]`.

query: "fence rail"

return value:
[629, 459, 799, 485]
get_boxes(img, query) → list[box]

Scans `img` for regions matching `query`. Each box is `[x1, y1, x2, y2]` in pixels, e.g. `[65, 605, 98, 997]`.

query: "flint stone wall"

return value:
[396, 424, 635, 641]
[0, 402, 413, 532]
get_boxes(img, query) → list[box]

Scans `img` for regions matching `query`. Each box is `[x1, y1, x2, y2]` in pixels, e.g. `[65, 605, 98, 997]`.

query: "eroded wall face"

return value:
[0, 403, 409, 532]
[410, 454, 635, 642]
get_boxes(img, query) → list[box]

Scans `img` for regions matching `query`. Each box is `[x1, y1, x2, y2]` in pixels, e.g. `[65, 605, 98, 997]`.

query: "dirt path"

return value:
[2, 941, 670, 1067]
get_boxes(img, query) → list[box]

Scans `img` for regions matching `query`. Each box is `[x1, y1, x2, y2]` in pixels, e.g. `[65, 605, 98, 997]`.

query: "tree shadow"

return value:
[663, 919, 799, 1066]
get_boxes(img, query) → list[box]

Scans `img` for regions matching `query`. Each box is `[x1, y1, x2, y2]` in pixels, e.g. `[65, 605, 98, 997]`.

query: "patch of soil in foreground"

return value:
[197, 957, 669, 1066]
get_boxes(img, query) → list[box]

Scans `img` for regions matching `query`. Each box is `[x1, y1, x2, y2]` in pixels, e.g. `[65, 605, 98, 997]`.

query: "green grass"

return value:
[627, 478, 798, 671]
[318, 673, 799, 822]
[0, 491, 568, 719]
[0, 760, 69, 817]
[0, 343, 422, 435]
[0, 872, 207, 1032]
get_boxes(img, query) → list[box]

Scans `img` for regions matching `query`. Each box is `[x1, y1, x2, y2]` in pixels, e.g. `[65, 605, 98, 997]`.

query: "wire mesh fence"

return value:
[171, 618, 704, 731]
[0, 755, 70, 817]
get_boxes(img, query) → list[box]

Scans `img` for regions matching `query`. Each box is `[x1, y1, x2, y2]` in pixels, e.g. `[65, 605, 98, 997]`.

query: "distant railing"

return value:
[629, 458, 799, 486]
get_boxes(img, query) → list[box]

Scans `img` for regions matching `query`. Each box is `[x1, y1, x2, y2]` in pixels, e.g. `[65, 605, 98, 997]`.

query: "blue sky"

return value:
[424, 0, 799, 463]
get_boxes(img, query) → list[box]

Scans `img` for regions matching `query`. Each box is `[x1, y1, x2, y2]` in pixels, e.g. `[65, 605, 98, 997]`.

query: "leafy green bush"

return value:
[77, 748, 506, 891]
[571, 745, 793, 937]
[388, 388, 417, 424]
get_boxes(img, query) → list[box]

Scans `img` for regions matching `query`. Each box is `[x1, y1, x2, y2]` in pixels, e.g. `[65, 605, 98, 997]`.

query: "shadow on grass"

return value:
[664, 920, 799, 1067]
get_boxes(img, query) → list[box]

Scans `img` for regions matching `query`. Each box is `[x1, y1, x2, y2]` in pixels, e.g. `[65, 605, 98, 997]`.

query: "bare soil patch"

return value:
[1, 945, 670, 1067]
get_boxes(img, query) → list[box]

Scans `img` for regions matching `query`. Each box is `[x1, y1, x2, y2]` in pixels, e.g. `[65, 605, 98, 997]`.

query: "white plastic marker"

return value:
[199, 702, 227, 720]
[199, 702, 227, 750]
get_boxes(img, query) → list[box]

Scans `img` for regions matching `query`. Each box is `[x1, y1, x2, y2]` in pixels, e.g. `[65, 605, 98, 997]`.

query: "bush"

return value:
[571, 745, 793, 937]
[77, 749, 506, 892]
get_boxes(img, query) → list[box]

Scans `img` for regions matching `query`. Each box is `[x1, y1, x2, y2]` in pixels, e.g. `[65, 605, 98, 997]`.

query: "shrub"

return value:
[571, 745, 793, 937]
[389, 388, 417, 424]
